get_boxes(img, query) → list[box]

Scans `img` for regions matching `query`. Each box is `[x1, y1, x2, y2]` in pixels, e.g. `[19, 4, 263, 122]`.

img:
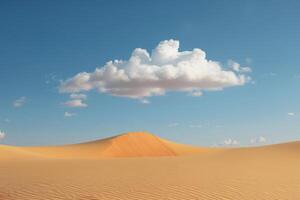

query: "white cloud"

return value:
[59, 39, 251, 102]
[250, 136, 267, 145]
[13, 96, 26, 108]
[140, 99, 150, 104]
[0, 131, 5, 140]
[259, 137, 267, 143]
[288, 112, 295, 116]
[70, 93, 87, 100]
[228, 60, 252, 73]
[64, 112, 76, 117]
[63, 93, 88, 108]
[189, 91, 203, 96]
[63, 99, 87, 108]
[223, 138, 239, 146]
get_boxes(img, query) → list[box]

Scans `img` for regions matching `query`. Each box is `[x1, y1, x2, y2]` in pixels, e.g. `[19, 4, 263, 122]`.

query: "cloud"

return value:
[59, 39, 251, 102]
[288, 112, 295, 116]
[228, 60, 252, 73]
[64, 112, 76, 117]
[222, 138, 239, 146]
[250, 136, 267, 145]
[189, 91, 203, 97]
[140, 99, 150, 104]
[63, 93, 88, 108]
[258, 136, 267, 143]
[0, 131, 5, 140]
[168, 123, 179, 127]
[63, 99, 87, 108]
[70, 93, 87, 100]
[13, 96, 26, 108]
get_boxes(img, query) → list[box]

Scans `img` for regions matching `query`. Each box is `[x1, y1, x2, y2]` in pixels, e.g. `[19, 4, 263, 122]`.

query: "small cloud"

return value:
[288, 112, 295, 116]
[63, 93, 88, 108]
[258, 136, 267, 143]
[70, 93, 87, 100]
[168, 123, 179, 127]
[4, 118, 10, 123]
[140, 99, 150, 104]
[189, 91, 202, 97]
[0, 131, 6, 140]
[250, 136, 267, 145]
[228, 59, 252, 73]
[13, 96, 27, 108]
[63, 99, 87, 108]
[222, 138, 239, 146]
[64, 112, 76, 118]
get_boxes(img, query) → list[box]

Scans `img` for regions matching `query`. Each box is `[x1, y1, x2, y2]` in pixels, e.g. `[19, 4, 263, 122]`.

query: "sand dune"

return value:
[1, 132, 300, 199]
[0, 132, 209, 159]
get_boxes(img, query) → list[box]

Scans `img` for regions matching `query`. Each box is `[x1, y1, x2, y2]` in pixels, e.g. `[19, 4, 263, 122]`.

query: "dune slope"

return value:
[0, 132, 208, 159]
[1, 132, 300, 200]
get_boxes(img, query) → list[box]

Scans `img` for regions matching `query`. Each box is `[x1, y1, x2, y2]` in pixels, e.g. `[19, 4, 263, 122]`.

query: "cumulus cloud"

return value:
[0, 131, 5, 140]
[59, 39, 251, 101]
[250, 136, 267, 145]
[64, 112, 76, 117]
[222, 138, 239, 146]
[13, 96, 26, 108]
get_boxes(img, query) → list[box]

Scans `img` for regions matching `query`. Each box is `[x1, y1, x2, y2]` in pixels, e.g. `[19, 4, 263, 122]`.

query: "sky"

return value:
[0, 0, 300, 147]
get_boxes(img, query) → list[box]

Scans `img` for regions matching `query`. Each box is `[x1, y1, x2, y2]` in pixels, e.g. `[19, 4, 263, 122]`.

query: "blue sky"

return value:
[0, 0, 299, 146]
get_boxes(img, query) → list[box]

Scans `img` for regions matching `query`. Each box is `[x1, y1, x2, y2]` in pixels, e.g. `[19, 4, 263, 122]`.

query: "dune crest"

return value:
[100, 132, 177, 157]
[0, 132, 207, 160]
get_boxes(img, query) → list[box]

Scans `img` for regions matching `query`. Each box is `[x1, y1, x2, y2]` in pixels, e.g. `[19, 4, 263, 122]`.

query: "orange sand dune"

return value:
[1, 132, 300, 200]
[0, 132, 209, 159]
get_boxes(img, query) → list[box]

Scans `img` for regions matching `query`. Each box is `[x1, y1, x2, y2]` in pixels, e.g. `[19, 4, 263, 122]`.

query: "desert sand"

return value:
[0, 132, 300, 199]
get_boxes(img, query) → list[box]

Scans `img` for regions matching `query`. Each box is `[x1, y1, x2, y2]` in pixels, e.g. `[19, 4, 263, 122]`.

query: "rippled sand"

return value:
[1, 132, 300, 199]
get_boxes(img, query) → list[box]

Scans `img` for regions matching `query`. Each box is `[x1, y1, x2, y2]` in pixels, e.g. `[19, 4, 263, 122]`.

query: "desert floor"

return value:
[1, 132, 300, 200]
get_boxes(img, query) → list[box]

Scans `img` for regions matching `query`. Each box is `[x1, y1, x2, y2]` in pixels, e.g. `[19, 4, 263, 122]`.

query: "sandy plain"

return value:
[0, 132, 300, 200]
